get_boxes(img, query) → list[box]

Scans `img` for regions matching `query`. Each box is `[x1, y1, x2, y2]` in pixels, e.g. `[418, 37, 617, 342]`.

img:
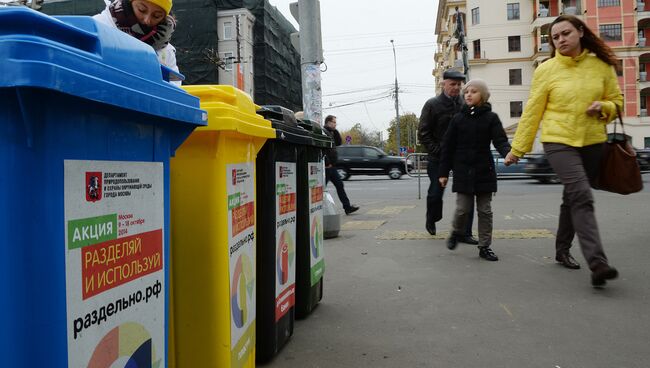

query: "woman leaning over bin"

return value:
[94, 0, 180, 84]
[504, 15, 623, 287]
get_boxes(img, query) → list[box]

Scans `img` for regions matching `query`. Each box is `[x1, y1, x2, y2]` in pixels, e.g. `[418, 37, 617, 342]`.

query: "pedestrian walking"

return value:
[504, 15, 622, 286]
[323, 115, 359, 215]
[439, 79, 510, 261]
[418, 70, 477, 244]
[94, 0, 181, 85]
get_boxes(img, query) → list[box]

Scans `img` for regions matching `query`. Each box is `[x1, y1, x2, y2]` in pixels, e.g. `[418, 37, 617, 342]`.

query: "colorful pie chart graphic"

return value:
[87, 322, 160, 368]
[310, 217, 322, 258]
[276, 229, 295, 285]
[231, 253, 255, 328]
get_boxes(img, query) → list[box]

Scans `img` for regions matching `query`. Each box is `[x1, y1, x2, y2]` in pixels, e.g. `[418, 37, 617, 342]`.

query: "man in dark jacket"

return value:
[324, 115, 359, 215]
[417, 70, 476, 243]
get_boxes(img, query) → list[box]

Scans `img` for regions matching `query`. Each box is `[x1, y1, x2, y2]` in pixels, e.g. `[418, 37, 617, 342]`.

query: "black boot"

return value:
[479, 246, 498, 261]
[446, 234, 458, 250]
[591, 263, 618, 287]
[426, 222, 436, 235]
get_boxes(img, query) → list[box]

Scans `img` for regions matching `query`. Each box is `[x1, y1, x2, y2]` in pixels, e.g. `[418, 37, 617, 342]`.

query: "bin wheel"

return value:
[337, 167, 350, 181]
[387, 166, 403, 179]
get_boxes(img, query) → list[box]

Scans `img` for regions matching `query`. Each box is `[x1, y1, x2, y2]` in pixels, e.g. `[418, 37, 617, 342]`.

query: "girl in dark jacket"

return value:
[439, 79, 511, 261]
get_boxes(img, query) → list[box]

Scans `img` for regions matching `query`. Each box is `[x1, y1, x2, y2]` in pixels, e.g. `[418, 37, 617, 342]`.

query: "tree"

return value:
[384, 113, 425, 154]
[339, 123, 381, 147]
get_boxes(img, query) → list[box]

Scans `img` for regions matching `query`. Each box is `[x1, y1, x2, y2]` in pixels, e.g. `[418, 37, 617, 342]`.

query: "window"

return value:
[364, 148, 381, 159]
[616, 60, 623, 77]
[644, 137, 650, 148]
[223, 21, 233, 40]
[510, 101, 523, 117]
[509, 69, 522, 85]
[599, 24, 622, 41]
[473, 39, 481, 59]
[507, 3, 520, 20]
[598, 0, 620, 6]
[340, 147, 363, 157]
[223, 52, 234, 71]
[471, 7, 480, 25]
[508, 36, 521, 52]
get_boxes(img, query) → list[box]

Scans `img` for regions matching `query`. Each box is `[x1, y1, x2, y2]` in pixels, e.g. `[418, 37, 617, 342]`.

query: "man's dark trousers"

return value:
[427, 159, 473, 235]
[326, 166, 352, 210]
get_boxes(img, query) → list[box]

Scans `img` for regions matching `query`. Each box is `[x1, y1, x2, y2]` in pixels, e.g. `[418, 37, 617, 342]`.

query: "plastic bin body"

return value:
[254, 106, 311, 363]
[170, 86, 274, 368]
[295, 120, 333, 319]
[0, 8, 205, 368]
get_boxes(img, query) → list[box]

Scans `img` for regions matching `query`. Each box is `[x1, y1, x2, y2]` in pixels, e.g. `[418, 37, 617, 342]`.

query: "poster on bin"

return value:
[275, 162, 297, 321]
[64, 160, 165, 368]
[227, 162, 256, 367]
[308, 161, 325, 286]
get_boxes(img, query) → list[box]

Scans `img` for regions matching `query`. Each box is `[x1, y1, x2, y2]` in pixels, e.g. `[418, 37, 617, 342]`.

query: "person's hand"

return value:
[504, 151, 520, 166]
[586, 101, 603, 117]
[326, 164, 333, 168]
[439, 177, 448, 188]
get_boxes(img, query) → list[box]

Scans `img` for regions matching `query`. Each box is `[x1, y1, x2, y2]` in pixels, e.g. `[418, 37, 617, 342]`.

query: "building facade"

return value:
[217, 9, 255, 97]
[435, 0, 650, 148]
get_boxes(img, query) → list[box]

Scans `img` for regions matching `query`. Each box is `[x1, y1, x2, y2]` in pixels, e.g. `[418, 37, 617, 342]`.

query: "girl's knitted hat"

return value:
[464, 78, 490, 103]
[146, 0, 172, 15]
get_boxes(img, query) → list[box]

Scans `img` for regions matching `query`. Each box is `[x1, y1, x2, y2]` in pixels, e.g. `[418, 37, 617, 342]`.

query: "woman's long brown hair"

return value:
[549, 15, 621, 73]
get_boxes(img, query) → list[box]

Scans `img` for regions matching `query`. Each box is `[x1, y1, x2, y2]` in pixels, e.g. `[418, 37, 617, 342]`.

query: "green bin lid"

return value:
[298, 119, 333, 148]
[257, 105, 311, 146]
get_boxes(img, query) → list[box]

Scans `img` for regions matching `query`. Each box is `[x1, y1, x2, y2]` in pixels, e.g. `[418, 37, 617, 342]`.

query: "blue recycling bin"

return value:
[0, 8, 205, 368]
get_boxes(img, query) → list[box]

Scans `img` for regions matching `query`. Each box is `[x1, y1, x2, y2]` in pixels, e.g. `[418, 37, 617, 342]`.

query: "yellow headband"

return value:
[144, 0, 172, 15]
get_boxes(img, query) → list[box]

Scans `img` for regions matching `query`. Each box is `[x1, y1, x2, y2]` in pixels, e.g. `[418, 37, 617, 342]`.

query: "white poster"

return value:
[227, 162, 256, 368]
[275, 162, 296, 321]
[64, 160, 165, 368]
[308, 161, 325, 286]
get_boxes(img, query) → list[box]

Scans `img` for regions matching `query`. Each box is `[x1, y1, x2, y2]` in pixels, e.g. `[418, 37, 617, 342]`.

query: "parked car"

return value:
[493, 150, 531, 179]
[336, 145, 413, 180]
[525, 149, 650, 184]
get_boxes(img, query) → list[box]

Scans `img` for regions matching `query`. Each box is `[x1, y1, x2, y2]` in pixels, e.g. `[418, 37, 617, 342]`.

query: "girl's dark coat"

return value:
[439, 103, 511, 194]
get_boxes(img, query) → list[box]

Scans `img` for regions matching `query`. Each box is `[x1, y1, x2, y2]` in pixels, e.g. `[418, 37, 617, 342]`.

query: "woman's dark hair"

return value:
[324, 115, 336, 123]
[549, 15, 620, 73]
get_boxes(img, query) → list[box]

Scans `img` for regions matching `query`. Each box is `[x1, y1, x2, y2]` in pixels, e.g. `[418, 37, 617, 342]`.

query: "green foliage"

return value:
[384, 113, 425, 154]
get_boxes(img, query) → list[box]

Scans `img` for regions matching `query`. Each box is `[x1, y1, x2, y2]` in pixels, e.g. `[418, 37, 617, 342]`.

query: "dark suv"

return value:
[336, 145, 412, 180]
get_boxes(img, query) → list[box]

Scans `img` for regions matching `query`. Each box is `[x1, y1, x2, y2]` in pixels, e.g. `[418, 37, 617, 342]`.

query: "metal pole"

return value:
[390, 39, 401, 155]
[296, 0, 324, 124]
[455, 6, 469, 79]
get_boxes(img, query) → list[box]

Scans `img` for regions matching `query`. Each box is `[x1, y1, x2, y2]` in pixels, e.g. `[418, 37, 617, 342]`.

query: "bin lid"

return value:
[0, 8, 206, 126]
[258, 105, 311, 145]
[183, 85, 275, 138]
[298, 119, 333, 149]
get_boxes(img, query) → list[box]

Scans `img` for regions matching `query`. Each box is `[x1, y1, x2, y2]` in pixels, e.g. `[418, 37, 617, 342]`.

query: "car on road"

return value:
[493, 150, 531, 179]
[336, 145, 413, 180]
[524, 149, 650, 184]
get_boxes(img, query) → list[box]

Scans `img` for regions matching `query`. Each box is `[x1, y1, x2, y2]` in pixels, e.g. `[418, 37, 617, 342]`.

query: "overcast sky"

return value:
[269, 0, 440, 136]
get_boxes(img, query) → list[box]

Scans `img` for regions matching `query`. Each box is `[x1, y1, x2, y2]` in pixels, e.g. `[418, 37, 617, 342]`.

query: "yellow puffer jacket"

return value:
[511, 49, 623, 157]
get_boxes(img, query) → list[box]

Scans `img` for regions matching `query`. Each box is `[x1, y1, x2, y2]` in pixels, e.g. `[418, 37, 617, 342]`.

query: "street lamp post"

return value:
[390, 39, 401, 155]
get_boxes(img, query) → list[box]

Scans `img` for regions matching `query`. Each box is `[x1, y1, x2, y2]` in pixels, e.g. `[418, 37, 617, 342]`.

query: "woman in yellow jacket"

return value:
[504, 15, 622, 287]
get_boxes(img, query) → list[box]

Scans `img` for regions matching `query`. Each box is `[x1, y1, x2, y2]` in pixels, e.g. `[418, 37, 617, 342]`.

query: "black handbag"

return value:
[597, 108, 643, 195]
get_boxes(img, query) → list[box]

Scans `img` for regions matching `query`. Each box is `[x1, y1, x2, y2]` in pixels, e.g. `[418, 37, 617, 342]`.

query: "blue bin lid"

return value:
[0, 7, 206, 126]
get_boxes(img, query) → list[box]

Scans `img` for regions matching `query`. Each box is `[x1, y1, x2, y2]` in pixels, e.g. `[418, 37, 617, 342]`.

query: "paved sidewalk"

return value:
[260, 193, 650, 368]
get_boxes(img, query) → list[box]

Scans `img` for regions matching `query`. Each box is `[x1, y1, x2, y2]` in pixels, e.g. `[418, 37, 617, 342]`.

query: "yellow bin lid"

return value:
[182, 85, 275, 138]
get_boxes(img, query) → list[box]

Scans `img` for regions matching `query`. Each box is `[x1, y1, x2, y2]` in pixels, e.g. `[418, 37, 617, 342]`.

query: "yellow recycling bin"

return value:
[169, 85, 275, 368]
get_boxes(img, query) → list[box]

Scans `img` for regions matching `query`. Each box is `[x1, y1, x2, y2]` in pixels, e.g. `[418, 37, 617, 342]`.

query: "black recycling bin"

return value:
[255, 106, 311, 363]
[295, 118, 333, 319]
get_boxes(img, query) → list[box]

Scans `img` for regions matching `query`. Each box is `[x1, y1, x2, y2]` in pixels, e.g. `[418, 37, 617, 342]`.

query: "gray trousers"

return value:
[452, 192, 493, 247]
[544, 143, 608, 270]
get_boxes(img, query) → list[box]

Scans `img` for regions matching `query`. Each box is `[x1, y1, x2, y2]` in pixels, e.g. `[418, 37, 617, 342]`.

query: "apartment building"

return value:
[217, 9, 256, 98]
[435, 0, 650, 148]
